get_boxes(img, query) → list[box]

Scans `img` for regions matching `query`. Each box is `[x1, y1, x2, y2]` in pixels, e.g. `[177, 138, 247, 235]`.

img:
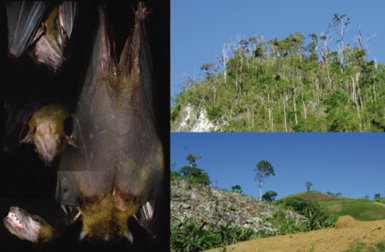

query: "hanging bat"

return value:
[2, 94, 75, 165]
[6, 1, 77, 72]
[4, 2, 164, 245]
[19, 103, 75, 165]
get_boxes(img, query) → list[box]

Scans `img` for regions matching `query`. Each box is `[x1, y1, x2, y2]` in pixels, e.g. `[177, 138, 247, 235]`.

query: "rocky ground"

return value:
[171, 105, 222, 132]
[171, 179, 307, 234]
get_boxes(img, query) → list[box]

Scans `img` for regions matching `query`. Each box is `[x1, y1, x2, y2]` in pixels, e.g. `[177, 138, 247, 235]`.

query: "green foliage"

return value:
[179, 166, 210, 185]
[255, 160, 275, 180]
[305, 181, 313, 192]
[171, 220, 256, 252]
[376, 198, 385, 204]
[345, 241, 385, 252]
[205, 104, 222, 122]
[173, 153, 211, 185]
[318, 199, 385, 221]
[268, 211, 307, 235]
[275, 196, 336, 230]
[171, 171, 181, 180]
[231, 185, 243, 194]
[374, 193, 381, 201]
[262, 190, 278, 202]
[171, 14, 385, 132]
[327, 191, 342, 196]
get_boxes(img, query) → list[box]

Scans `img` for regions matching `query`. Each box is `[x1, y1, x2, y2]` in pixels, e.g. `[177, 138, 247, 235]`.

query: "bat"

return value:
[4, 2, 164, 245]
[6, 1, 48, 58]
[6, 1, 77, 72]
[1, 85, 75, 166]
[19, 103, 75, 165]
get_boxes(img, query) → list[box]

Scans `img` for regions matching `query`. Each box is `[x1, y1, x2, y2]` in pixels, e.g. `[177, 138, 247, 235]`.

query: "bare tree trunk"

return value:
[268, 92, 274, 131]
[351, 73, 362, 131]
[293, 89, 298, 125]
[283, 94, 288, 132]
[223, 44, 227, 83]
[316, 79, 320, 108]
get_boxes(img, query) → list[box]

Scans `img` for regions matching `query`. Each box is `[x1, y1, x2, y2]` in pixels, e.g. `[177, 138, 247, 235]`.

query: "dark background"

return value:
[0, 1, 170, 251]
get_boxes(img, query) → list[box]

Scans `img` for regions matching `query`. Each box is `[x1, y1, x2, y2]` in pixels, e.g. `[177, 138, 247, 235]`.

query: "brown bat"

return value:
[6, 1, 77, 72]
[4, 2, 164, 245]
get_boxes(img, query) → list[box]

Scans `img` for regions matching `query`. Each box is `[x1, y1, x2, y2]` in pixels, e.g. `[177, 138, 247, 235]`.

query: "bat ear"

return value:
[64, 114, 77, 148]
[65, 135, 77, 148]
[20, 131, 32, 144]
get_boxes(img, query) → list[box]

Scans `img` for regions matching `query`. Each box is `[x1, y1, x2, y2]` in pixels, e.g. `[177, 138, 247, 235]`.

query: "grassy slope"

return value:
[285, 191, 385, 221]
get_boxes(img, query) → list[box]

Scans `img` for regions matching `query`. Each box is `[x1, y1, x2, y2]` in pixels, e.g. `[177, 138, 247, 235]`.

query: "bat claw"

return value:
[66, 135, 77, 148]
[124, 232, 133, 244]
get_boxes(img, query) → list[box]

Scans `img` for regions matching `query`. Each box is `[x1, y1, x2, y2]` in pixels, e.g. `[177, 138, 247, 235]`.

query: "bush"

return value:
[275, 196, 336, 230]
[262, 190, 278, 202]
[179, 166, 211, 185]
[205, 104, 222, 122]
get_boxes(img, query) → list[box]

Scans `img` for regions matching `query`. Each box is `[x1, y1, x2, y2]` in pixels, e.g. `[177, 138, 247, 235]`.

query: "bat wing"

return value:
[57, 6, 116, 201]
[6, 1, 49, 57]
[58, 2, 77, 46]
[116, 2, 164, 240]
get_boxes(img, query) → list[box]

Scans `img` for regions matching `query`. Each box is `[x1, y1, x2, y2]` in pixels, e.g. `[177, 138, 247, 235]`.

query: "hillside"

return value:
[171, 16, 385, 132]
[171, 179, 308, 251]
[171, 179, 307, 233]
[207, 216, 385, 252]
[284, 191, 385, 221]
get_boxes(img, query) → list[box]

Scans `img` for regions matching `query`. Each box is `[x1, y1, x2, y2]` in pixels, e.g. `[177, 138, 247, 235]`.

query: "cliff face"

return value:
[171, 105, 222, 132]
[171, 179, 308, 234]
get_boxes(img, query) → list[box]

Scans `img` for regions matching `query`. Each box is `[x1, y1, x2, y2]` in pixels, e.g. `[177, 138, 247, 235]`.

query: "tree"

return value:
[254, 160, 275, 200]
[179, 153, 210, 185]
[374, 193, 381, 201]
[262, 190, 277, 202]
[171, 161, 181, 180]
[231, 185, 243, 194]
[305, 181, 313, 192]
[171, 14, 385, 133]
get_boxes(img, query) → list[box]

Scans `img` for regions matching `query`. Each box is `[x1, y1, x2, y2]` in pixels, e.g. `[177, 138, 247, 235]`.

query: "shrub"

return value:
[274, 196, 336, 230]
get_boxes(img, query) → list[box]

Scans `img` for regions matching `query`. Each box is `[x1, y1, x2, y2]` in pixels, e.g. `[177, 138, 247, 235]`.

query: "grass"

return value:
[285, 192, 385, 221]
[289, 191, 345, 201]
[345, 242, 385, 252]
[319, 199, 385, 221]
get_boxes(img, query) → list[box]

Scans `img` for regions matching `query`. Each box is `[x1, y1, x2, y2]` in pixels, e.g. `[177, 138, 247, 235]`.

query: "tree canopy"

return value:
[262, 190, 278, 202]
[173, 153, 211, 185]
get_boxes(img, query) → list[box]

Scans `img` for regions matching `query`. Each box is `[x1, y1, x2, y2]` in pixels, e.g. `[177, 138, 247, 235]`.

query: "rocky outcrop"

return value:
[171, 105, 222, 132]
[171, 179, 308, 234]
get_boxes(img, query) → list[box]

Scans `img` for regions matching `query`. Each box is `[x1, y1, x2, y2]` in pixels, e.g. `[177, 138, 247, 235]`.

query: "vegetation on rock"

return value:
[171, 14, 385, 132]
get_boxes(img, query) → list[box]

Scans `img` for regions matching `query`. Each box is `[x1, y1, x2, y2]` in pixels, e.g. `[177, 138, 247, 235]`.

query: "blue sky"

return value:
[171, 133, 385, 200]
[171, 0, 385, 98]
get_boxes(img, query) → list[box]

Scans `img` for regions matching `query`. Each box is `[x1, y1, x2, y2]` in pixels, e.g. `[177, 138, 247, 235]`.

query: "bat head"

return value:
[3, 207, 45, 243]
[21, 104, 73, 165]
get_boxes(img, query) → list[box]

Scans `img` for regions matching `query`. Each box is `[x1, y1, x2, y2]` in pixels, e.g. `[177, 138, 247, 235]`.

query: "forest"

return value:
[171, 14, 385, 132]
